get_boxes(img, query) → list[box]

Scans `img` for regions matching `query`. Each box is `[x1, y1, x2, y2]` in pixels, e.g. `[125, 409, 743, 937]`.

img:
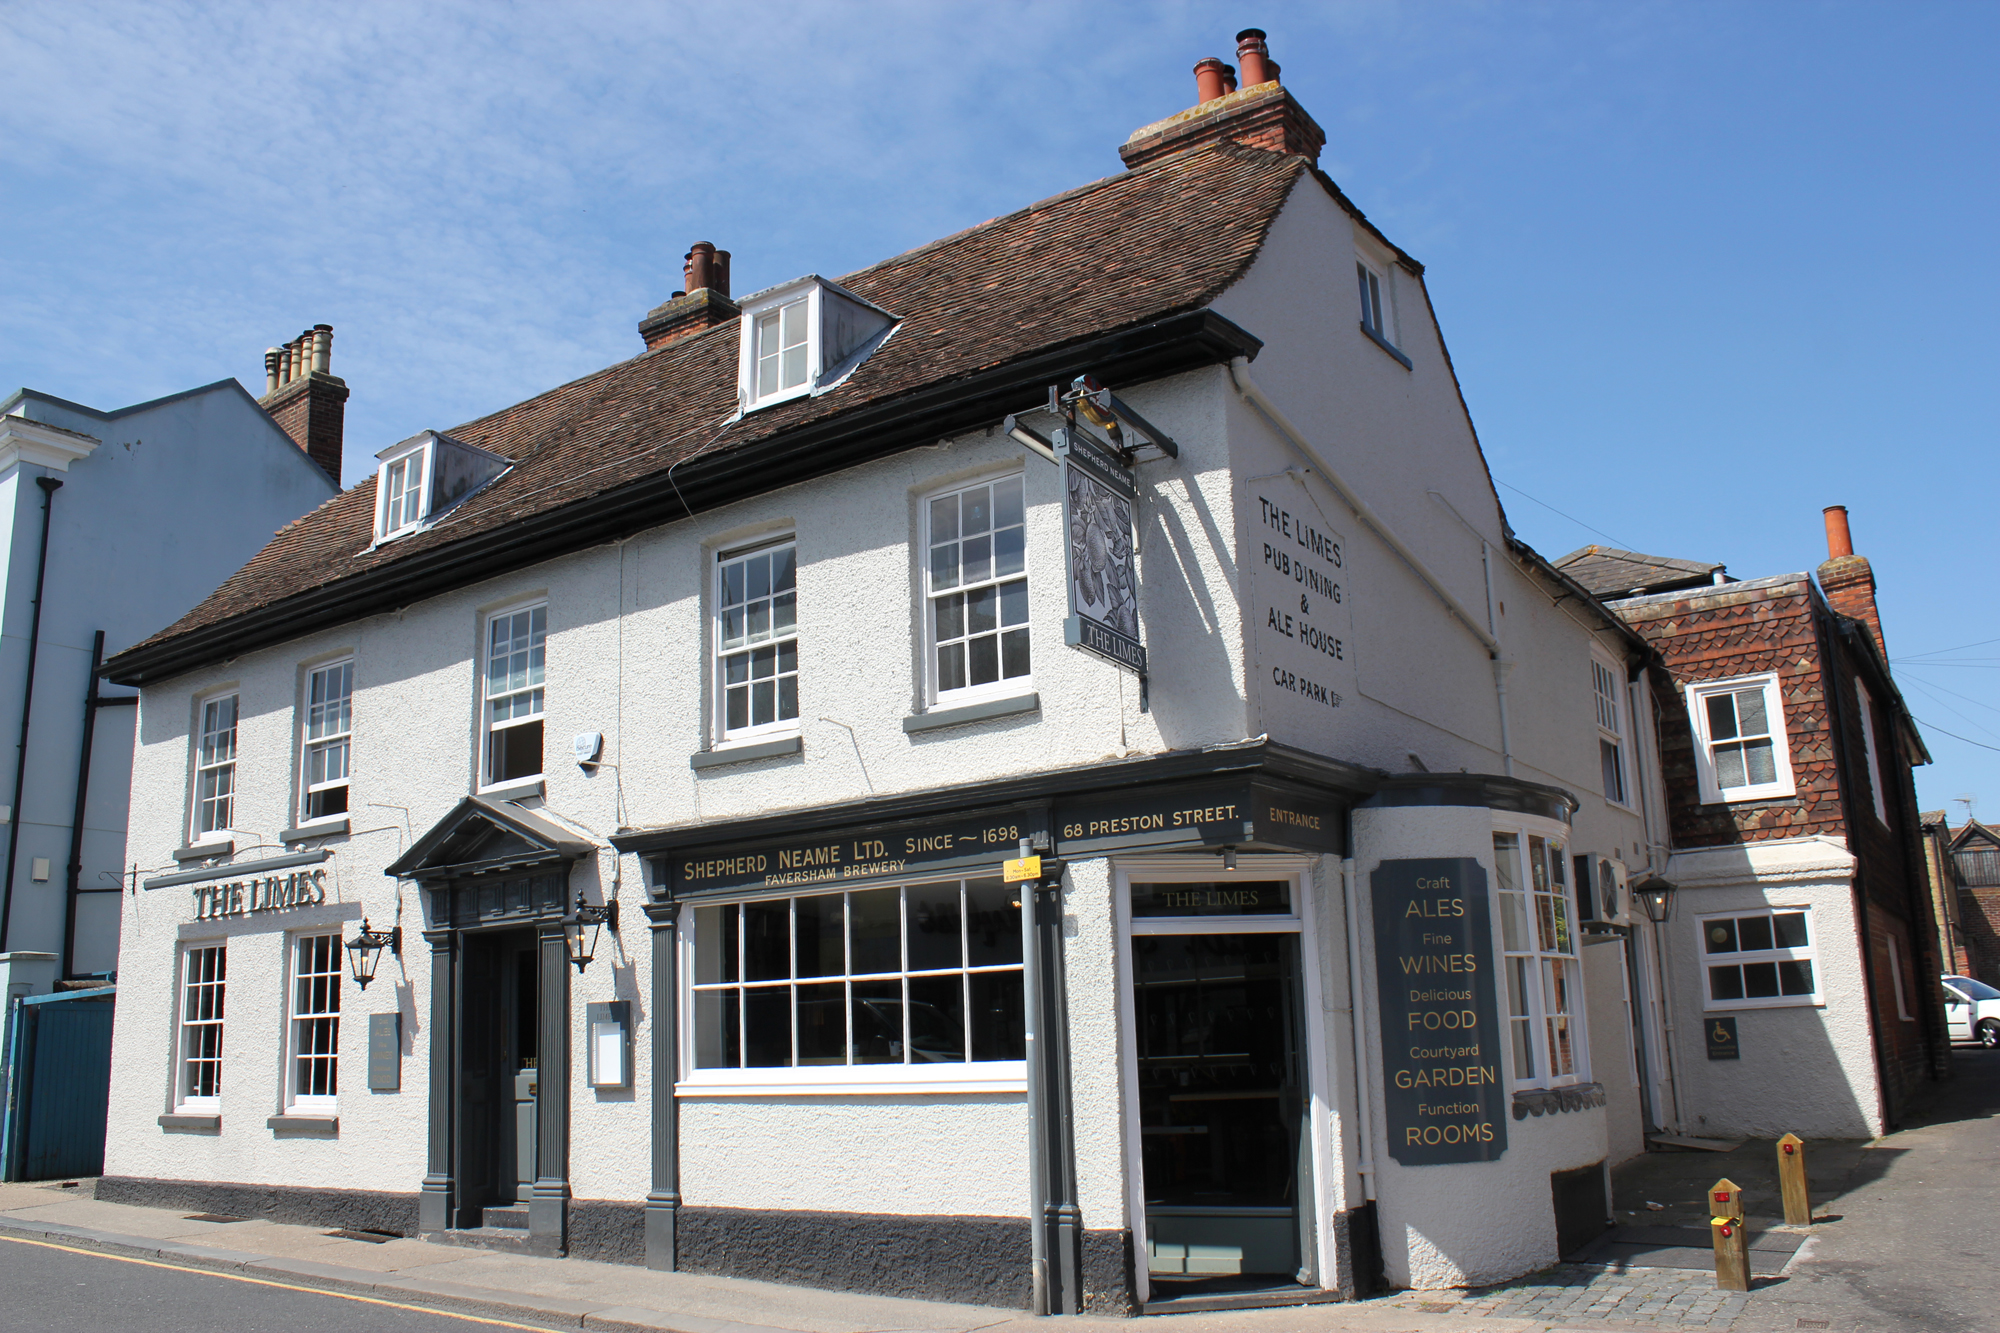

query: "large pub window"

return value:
[689, 878, 1024, 1073]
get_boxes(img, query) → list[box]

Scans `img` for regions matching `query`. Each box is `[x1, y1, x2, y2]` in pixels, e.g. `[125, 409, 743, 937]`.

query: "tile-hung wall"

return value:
[108, 148, 1656, 1308]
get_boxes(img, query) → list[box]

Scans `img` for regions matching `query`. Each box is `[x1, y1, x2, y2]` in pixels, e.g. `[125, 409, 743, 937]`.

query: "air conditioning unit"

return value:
[1573, 854, 1632, 928]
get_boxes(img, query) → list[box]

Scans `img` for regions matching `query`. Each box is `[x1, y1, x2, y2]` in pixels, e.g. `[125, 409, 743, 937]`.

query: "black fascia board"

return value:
[103, 309, 1261, 688]
[612, 737, 1383, 862]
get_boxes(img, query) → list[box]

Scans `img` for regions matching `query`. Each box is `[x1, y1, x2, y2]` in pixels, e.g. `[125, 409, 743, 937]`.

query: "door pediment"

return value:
[386, 796, 595, 883]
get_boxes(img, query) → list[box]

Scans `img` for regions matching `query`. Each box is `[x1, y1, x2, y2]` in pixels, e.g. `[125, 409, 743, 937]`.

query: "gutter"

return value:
[105, 310, 1263, 688]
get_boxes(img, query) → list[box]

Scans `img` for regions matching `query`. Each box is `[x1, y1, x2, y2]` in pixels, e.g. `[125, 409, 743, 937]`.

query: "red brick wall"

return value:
[1624, 579, 1835, 847]
[263, 374, 347, 485]
[1958, 887, 2000, 988]
[1623, 577, 1948, 1121]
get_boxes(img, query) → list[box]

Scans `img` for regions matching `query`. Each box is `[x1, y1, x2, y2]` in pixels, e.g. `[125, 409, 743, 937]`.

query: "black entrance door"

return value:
[457, 928, 538, 1224]
[1135, 932, 1310, 1288]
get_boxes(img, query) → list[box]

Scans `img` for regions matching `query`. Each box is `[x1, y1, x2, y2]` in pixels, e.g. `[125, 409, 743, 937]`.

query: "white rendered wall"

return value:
[1351, 802, 1609, 1290]
[1659, 838, 1880, 1140]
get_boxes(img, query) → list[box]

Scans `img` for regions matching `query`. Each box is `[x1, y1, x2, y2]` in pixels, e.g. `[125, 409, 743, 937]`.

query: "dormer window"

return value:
[372, 430, 510, 544]
[381, 449, 425, 536]
[736, 277, 896, 413]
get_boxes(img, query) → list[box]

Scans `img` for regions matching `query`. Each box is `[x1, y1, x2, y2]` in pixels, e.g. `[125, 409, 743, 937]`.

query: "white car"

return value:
[1942, 976, 2000, 1048]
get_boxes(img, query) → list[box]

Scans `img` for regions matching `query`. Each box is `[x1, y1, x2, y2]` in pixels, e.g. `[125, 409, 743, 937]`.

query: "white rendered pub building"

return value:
[99, 33, 1672, 1312]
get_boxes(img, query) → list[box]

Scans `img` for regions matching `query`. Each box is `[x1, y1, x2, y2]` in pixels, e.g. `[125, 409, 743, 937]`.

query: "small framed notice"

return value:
[367, 1013, 401, 1091]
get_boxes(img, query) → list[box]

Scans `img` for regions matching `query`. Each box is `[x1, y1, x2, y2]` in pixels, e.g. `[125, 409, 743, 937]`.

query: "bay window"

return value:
[1493, 829, 1588, 1088]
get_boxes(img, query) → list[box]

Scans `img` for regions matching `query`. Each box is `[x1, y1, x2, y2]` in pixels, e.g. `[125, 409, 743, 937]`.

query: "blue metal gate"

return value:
[2, 988, 115, 1181]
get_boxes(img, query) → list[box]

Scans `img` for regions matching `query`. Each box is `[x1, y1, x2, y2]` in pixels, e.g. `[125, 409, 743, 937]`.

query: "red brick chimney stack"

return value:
[1121, 27, 1326, 171]
[258, 322, 346, 486]
[640, 240, 741, 350]
[1818, 504, 1887, 658]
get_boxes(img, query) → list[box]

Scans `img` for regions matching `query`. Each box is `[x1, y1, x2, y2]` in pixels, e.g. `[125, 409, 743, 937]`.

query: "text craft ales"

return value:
[1375, 860, 1507, 1161]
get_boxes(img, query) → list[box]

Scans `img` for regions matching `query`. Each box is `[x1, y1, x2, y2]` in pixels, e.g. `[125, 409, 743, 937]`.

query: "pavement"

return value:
[1, 1051, 1995, 1333]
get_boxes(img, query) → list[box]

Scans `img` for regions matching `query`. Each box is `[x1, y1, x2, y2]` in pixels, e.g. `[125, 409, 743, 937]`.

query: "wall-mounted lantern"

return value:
[1634, 875, 1677, 926]
[562, 893, 619, 973]
[346, 918, 402, 989]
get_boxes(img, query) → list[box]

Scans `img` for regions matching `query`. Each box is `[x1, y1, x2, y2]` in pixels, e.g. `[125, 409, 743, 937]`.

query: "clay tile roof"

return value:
[114, 145, 1307, 676]
[1553, 545, 1729, 599]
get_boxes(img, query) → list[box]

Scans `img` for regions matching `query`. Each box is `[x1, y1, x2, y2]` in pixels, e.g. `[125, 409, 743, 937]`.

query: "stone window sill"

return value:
[1361, 321, 1413, 371]
[281, 817, 350, 842]
[477, 778, 545, 803]
[690, 735, 803, 770]
[1511, 1082, 1607, 1120]
[158, 1113, 220, 1132]
[267, 1114, 339, 1134]
[172, 841, 234, 862]
[903, 692, 1040, 734]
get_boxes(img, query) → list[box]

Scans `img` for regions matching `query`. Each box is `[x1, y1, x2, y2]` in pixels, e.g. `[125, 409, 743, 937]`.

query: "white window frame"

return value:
[678, 874, 1028, 1096]
[287, 932, 342, 1112]
[739, 283, 818, 412]
[1857, 677, 1890, 826]
[1492, 819, 1590, 1091]
[1698, 906, 1820, 1011]
[481, 602, 547, 791]
[1591, 650, 1632, 809]
[713, 536, 800, 743]
[922, 471, 1032, 707]
[1688, 672, 1796, 804]
[300, 659, 353, 824]
[1886, 932, 1914, 1022]
[376, 439, 430, 542]
[1356, 257, 1397, 345]
[176, 942, 226, 1111]
[192, 692, 239, 843]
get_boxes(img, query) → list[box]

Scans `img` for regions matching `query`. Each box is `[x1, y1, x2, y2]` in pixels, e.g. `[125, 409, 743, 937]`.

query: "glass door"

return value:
[1129, 879, 1311, 1292]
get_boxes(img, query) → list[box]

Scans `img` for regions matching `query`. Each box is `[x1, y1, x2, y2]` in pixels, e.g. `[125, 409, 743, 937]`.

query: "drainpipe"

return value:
[1340, 858, 1376, 1201]
[1020, 848, 1049, 1313]
[1227, 360, 1512, 774]
[62, 631, 134, 980]
[0, 477, 62, 954]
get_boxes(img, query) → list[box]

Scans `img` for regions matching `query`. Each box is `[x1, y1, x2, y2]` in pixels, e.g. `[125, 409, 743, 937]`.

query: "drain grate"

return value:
[1796, 1321, 1831, 1330]
[325, 1228, 398, 1244]
[183, 1213, 246, 1223]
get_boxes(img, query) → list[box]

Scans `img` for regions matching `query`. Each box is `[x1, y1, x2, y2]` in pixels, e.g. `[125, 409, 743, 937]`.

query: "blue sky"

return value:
[3, 1, 1994, 814]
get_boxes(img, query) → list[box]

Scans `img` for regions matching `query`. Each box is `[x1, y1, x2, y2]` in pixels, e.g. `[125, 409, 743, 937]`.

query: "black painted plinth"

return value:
[96, 1177, 418, 1237]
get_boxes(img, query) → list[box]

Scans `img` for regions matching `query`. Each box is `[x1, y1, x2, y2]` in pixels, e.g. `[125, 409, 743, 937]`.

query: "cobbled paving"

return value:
[1389, 1262, 1754, 1328]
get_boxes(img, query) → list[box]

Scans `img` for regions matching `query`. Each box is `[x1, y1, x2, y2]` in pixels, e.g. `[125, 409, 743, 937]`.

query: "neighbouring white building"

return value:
[98, 33, 1678, 1310]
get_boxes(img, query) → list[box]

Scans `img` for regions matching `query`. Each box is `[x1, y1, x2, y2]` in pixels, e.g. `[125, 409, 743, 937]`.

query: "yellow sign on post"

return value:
[1777, 1134, 1812, 1225]
[1709, 1177, 1750, 1292]
[1003, 855, 1042, 883]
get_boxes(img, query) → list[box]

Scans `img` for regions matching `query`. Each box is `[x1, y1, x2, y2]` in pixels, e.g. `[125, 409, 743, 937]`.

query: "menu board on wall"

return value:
[1372, 857, 1508, 1165]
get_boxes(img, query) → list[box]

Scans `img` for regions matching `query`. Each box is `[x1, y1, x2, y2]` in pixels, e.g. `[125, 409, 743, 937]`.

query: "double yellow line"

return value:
[0, 1231, 562, 1330]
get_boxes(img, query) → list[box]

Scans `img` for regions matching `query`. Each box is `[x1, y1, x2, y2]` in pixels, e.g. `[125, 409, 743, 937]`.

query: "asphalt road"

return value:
[0, 1233, 562, 1333]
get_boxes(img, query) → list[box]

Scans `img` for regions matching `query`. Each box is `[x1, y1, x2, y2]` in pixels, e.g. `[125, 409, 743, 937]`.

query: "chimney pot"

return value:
[312, 324, 332, 376]
[1222, 63, 1238, 94]
[685, 241, 718, 295]
[1236, 28, 1273, 86]
[1194, 57, 1229, 103]
[713, 249, 731, 298]
[264, 348, 282, 395]
[1823, 504, 1853, 559]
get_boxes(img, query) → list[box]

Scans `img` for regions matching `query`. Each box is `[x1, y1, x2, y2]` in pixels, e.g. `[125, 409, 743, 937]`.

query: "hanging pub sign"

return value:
[1373, 857, 1509, 1166]
[1058, 422, 1145, 675]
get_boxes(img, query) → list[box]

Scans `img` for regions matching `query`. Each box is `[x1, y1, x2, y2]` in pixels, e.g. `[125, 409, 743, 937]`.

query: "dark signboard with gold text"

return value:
[668, 807, 1048, 897]
[1053, 779, 1343, 858]
[1373, 857, 1507, 1165]
[661, 780, 1346, 898]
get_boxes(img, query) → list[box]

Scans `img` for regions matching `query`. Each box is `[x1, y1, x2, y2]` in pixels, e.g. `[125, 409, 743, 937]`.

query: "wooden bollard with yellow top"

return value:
[1710, 1178, 1750, 1292]
[1777, 1133, 1812, 1225]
